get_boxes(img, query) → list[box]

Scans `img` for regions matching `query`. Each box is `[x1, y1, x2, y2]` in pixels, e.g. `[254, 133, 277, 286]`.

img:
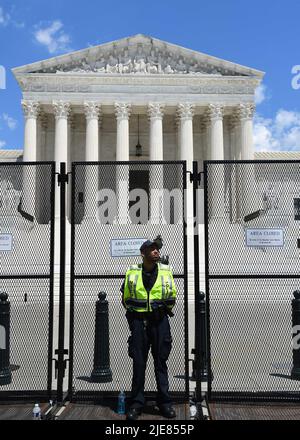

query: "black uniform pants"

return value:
[126, 312, 173, 409]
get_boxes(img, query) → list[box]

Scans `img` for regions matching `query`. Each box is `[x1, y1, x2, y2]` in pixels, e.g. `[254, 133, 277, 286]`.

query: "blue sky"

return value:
[1, 0, 300, 151]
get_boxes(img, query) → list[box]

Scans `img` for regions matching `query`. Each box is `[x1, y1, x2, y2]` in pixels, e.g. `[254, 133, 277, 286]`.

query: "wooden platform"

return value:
[209, 402, 300, 420]
[58, 401, 190, 420]
[0, 403, 48, 420]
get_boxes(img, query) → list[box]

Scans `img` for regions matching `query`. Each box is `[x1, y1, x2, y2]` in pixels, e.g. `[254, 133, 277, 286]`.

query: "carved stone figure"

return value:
[106, 54, 119, 73]
[146, 63, 157, 74]
[176, 57, 187, 73]
[94, 57, 106, 73]
[135, 45, 144, 61]
[164, 64, 174, 74]
[133, 58, 147, 73]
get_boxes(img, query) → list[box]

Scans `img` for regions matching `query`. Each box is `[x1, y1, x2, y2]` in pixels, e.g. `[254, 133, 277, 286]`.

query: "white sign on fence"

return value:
[110, 238, 146, 257]
[245, 229, 284, 247]
[0, 234, 12, 251]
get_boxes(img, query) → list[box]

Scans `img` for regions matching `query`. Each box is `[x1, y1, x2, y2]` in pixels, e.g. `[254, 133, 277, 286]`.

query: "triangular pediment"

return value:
[12, 34, 264, 78]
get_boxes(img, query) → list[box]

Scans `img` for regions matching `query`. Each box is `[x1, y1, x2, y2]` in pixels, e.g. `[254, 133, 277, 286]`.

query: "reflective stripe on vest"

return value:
[150, 298, 176, 307]
[126, 298, 148, 308]
[161, 276, 166, 300]
[128, 274, 139, 298]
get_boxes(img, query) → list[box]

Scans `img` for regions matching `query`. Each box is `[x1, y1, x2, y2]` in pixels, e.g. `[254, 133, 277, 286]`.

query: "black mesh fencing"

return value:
[69, 161, 189, 401]
[204, 160, 300, 402]
[0, 162, 55, 401]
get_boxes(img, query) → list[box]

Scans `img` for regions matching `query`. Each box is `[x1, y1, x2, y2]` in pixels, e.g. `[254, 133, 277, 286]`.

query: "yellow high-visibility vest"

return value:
[123, 263, 177, 313]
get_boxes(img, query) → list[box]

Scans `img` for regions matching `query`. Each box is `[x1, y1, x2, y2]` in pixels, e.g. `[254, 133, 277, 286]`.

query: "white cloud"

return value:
[0, 7, 10, 26]
[254, 110, 300, 151]
[0, 6, 25, 28]
[0, 140, 6, 149]
[2, 113, 17, 130]
[34, 20, 72, 54]
[255, 84, 268, 105]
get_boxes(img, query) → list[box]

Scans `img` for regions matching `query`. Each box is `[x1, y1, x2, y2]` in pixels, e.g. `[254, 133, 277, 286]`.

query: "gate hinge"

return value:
[57, 172, 70, 186]
[189, 171, 203, 185]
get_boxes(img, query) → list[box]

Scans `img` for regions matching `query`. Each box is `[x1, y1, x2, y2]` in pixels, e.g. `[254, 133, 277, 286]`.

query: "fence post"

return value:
[0, 292, 12, 385]
[193, 291, 208, 384]
[91, 292, 112, 382]
[291, 290, 300, 379]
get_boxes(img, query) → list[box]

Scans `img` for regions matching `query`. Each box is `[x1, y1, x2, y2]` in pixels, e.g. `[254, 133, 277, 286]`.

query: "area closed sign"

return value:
[246, 229, 284, 247]
[110, 238, 146, 257]
[0, 234, 12, 251]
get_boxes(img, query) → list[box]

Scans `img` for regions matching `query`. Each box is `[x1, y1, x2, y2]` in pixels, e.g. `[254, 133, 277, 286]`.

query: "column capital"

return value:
[22, 100, 40, 119]
[148, 102, 165, 120]
[53, 101, 71, 120]
[176, 103, 195, 121]
[84, 101, 102, 121]
[206, 103, 224, 121]
[235, 103, 255, 121]
[115, 102, 131, 120]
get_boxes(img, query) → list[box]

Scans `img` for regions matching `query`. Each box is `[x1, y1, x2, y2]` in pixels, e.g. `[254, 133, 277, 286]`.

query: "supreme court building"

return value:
[5, 34, 300, 293]
[12, 34, 263, 181]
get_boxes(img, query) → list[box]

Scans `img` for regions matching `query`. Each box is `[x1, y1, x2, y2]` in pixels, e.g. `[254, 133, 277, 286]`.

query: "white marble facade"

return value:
[13, 34, 263, 173]
[11, 34, 266, 281]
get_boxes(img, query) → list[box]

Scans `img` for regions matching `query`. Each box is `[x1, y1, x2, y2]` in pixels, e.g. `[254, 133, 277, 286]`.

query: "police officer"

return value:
[121, 237, 177, 421]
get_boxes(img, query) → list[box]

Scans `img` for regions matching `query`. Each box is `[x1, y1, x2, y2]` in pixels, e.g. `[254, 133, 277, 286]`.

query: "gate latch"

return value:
[53, 349, 69, 378]
[189, 171, 203, 185]
[57, 172, 69, 186]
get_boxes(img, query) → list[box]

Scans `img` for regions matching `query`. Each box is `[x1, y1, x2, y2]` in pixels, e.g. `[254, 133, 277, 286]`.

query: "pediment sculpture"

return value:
[36, 46, 239, 76]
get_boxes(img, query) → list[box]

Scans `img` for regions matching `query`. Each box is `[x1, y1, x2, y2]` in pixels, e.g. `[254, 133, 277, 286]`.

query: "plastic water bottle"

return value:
[117, 390, 126, 415]
[32, 403, 41, 420]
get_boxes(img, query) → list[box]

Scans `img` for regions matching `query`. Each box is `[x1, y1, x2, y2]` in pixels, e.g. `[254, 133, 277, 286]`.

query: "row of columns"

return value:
[22, 100, 256, 166]
[21, 100, 255, 222]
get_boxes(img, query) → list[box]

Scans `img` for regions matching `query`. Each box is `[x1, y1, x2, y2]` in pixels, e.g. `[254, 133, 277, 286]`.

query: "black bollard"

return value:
[291, 290, 300, 380]
[0, 292, 12, 385]
[90, 292, 112, 383]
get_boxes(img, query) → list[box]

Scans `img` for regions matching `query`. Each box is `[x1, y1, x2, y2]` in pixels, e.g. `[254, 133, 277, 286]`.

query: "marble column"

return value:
[115, 102, 131, 224]
[148, 102, 165, 224]
[21, 100, 40, 217]
[53, 101, 71, 218]
[238, 103, 255, 160]
[84, 102, 101, 220]
[228, 115, 239, 222]
[67, 114, 75, 221]
[206, 104, 225, 219]
[207, 104, 224, 161]
[177, 103, 194, 171]
[236, 103, 257, 219]
[177, 103, 194, 281]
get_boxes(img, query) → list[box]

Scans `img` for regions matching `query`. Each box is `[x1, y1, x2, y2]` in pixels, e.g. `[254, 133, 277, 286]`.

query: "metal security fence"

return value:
[0, 162, 55, 401]
[68, 161, 189, 401]
[204, 160, 300, 402]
